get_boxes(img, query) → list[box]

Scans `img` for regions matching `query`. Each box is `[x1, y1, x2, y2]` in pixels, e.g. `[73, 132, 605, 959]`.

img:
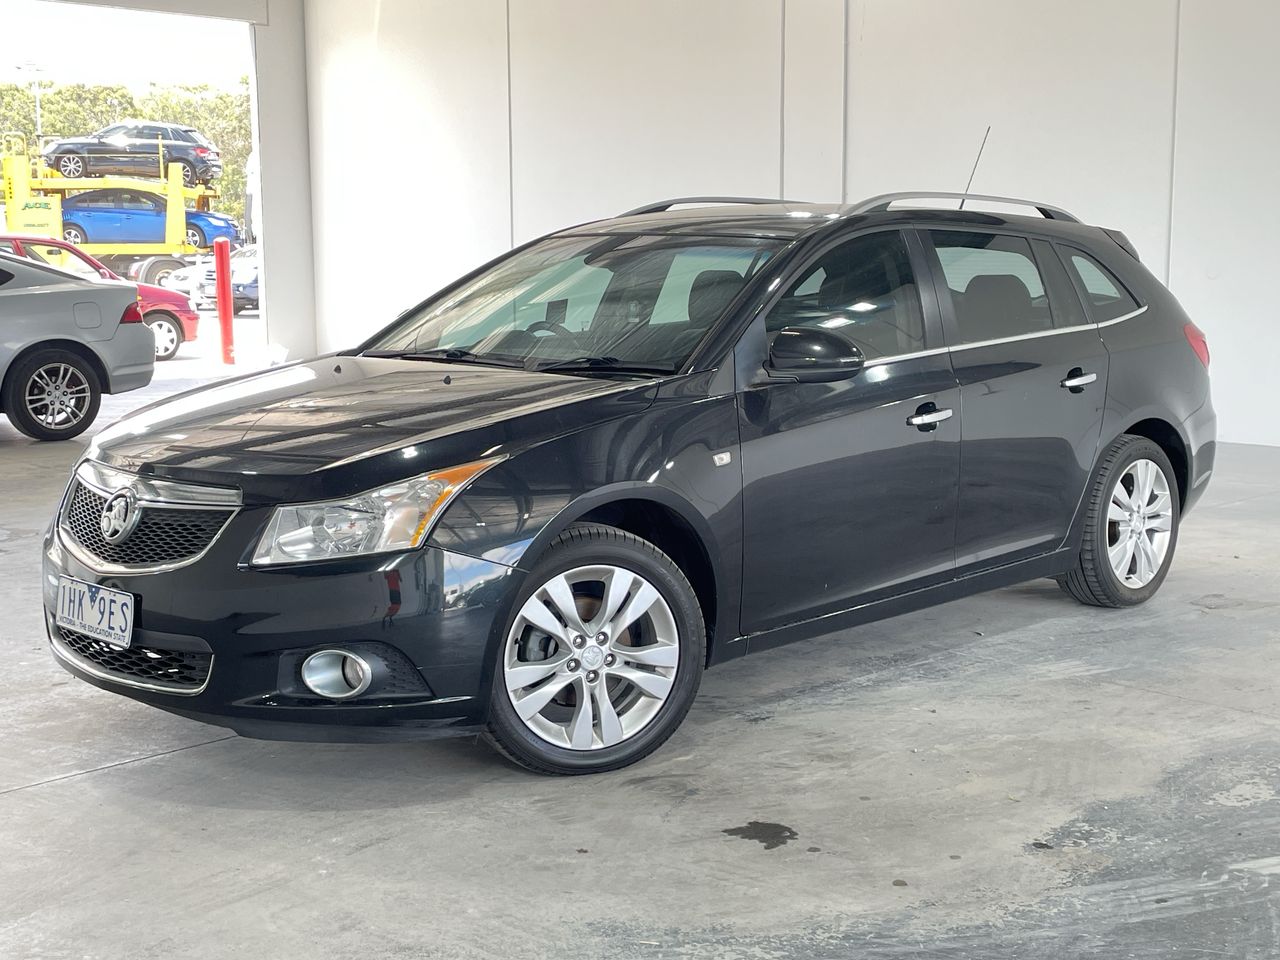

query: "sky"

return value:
[2, 0, 253, 93]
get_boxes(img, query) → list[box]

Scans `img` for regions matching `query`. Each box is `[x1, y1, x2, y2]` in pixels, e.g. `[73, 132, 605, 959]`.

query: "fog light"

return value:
[301, 649, 372, 700]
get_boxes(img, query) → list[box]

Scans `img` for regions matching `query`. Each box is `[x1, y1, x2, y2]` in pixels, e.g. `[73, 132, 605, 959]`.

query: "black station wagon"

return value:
[43, 193, 1216, 774]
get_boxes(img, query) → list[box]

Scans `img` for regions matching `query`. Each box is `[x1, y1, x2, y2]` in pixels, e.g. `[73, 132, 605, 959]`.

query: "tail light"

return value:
[194, 147, 210, 156]
[120, 302, 145, 324]
[1183, 322, 1210, 368]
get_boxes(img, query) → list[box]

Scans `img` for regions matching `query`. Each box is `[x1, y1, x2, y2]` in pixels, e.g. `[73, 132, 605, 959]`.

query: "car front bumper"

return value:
[42, 511, 524, 742]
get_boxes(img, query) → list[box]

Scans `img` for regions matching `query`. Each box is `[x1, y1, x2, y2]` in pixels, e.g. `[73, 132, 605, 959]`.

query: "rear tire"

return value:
[484, 523, 706, 775]
[178, 161, 195, 186]
[56, 153, 85, 178]
[2, 348, 101, 441]
[1058, 435, 1180, 607]
[63, 224, 87, 245]
[147, 313, 183, 361]
[139, 257, 185, 285]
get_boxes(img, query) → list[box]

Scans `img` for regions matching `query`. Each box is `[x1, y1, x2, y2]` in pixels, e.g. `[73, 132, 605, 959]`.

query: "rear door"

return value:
[922, 229, 1108, 572]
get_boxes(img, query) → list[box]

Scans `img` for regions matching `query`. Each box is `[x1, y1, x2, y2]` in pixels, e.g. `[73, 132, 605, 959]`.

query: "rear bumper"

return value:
[97, 323, 155, 394]
[42, 513, 522, 742]
[1182, 399, 1217, 515]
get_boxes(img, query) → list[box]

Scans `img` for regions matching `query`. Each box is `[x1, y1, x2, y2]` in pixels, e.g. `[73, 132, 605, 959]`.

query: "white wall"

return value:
[845, 0, 1178, 283]
[507, 0, 782, 241]
[300, 0, 1274, 445]
[304, 0, 511, 350]
[251, 0, 317, 358]
[1168, 0, 1280, 447]
[303, 0, 843, 350]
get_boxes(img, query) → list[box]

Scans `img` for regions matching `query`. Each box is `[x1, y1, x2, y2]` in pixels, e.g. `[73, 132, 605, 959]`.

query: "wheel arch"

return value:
[516, 484, 723, 665]
[1121, 417, 1189, 508]
[0, 339, 108, 412]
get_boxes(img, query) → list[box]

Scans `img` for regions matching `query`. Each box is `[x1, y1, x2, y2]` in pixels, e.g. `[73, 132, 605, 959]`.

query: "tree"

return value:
[1, 79, 250, 225]
[138, 78, 251, 224]
[41, 84, 138, 140]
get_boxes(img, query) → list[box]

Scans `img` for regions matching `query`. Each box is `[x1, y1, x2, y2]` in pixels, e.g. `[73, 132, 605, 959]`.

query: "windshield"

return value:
[364, 234, 781, 372]
[21, 242, 103, 282]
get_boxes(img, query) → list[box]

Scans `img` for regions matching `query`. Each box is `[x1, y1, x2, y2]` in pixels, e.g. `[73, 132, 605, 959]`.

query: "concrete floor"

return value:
[2, 369, 1278, 958]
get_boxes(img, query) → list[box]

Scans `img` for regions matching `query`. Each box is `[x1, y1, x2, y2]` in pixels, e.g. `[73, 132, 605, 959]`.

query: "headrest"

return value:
[688, 270, 746, 326]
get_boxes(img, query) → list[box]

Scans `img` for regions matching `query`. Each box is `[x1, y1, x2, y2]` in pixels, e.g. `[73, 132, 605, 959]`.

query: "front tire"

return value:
[485, 524, 706, 774]
[185, 225, 206, 248]
[1059, 435, 1180, 607]
[2, 349, 101, 441]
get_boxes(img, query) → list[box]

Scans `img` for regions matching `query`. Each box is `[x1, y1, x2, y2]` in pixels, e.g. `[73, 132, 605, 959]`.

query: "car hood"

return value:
[87, 356, 658, 500]
[43, 136, 97, 150]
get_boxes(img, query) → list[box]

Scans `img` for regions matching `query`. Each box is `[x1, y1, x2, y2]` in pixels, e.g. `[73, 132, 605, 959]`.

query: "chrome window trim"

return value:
[864, 346, 951, 367]
[49, 628, 212, 697]
[59, 461, 241, 576]
[1096, 305, 1149, 328]
[854, 305, 1147, 366]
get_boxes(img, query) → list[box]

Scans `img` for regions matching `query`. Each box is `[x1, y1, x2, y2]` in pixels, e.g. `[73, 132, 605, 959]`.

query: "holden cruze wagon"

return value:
[42, 192, 1215, 774]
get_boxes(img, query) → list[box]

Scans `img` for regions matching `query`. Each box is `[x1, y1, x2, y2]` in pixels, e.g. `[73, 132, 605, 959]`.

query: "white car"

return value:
[165, 244, 258, 307]
[0, 253, 154, 441]
[160, 257, 213, 303]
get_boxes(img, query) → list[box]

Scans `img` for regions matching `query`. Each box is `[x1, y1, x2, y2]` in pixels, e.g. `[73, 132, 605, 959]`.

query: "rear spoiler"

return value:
[1103, 228, 1140, 261]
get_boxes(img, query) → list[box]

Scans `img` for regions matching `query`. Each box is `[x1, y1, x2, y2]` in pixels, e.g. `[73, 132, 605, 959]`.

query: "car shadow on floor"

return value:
[88, 575, 1100, 814]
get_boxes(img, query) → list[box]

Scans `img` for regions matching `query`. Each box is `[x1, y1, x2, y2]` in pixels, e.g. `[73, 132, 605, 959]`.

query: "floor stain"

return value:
[722, 821, 798, 850]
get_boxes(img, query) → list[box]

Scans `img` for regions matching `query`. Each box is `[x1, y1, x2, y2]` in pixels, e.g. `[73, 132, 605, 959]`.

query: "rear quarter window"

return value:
[1063, 248, 1141, 322]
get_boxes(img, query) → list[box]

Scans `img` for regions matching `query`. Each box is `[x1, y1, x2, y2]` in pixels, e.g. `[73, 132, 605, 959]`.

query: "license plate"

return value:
[55, 576, 134, 649]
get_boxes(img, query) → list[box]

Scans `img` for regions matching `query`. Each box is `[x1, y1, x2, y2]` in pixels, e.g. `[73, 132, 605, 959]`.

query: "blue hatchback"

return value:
[60, 189, 239, 248]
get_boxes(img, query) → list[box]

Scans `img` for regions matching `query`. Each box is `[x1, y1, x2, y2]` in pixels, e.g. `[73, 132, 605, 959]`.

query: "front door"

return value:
[923, 229, 1109, 572]
[737, 229, 961, 635]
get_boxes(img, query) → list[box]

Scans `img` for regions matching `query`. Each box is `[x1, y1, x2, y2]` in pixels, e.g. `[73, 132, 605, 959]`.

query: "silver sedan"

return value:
[0, 253, 154, 441]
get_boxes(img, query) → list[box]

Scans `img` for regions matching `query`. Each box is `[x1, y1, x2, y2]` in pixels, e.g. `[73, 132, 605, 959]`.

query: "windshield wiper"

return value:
[362, 348, 525, 368]
[535, 356, 675, 376]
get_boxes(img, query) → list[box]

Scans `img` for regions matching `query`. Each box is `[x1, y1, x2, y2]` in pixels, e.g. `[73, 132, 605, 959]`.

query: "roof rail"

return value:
[621, 196, 792, 217]
[848, 191, 1080, 223]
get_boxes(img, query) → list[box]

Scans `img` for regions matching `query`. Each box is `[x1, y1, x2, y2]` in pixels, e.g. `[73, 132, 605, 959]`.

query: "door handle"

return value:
[906, 402, 954, 431]
[1060, 368, 1097, 393]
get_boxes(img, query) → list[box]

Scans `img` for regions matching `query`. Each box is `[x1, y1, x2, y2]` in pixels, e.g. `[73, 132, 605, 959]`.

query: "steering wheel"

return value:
[526, 319, 574, 338]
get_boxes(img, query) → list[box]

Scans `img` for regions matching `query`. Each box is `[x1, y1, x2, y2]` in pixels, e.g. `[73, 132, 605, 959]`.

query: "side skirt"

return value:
[741, 547, 1077, 655]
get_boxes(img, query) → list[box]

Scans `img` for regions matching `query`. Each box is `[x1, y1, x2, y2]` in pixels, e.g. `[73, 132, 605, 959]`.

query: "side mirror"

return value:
[766, 325, 865, 383]
[99, 267, 114, 279]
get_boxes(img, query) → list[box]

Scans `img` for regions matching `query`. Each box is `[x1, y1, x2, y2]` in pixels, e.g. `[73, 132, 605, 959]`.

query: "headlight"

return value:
[251, 456, 503, 566]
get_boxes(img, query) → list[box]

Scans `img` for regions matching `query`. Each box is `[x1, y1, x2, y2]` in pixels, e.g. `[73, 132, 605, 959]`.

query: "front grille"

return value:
[63, 480, 232, 569]
[56, 627, 212, 692]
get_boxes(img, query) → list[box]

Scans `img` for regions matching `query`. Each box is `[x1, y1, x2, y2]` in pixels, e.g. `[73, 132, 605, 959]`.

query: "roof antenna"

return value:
[958, 125, 991, 211]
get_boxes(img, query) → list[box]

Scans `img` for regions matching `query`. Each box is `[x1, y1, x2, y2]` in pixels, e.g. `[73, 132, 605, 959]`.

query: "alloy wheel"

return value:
[58, 155, 83, 177]
[185, 228, 203, 247]
[1106, 458, 1173, 588]
[503, 564, 680, 751]
[24, 363, 92, 431]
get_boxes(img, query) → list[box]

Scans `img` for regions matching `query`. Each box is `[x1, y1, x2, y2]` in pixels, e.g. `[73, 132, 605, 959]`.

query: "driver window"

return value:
[766, 231, 926, 360]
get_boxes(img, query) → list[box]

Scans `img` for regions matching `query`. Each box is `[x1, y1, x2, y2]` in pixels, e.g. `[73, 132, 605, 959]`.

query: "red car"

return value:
[0, 235, 199, 361]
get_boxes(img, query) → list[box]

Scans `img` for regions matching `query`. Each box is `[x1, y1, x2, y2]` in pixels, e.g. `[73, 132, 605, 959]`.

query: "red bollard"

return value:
[213, 237, 235, 365]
